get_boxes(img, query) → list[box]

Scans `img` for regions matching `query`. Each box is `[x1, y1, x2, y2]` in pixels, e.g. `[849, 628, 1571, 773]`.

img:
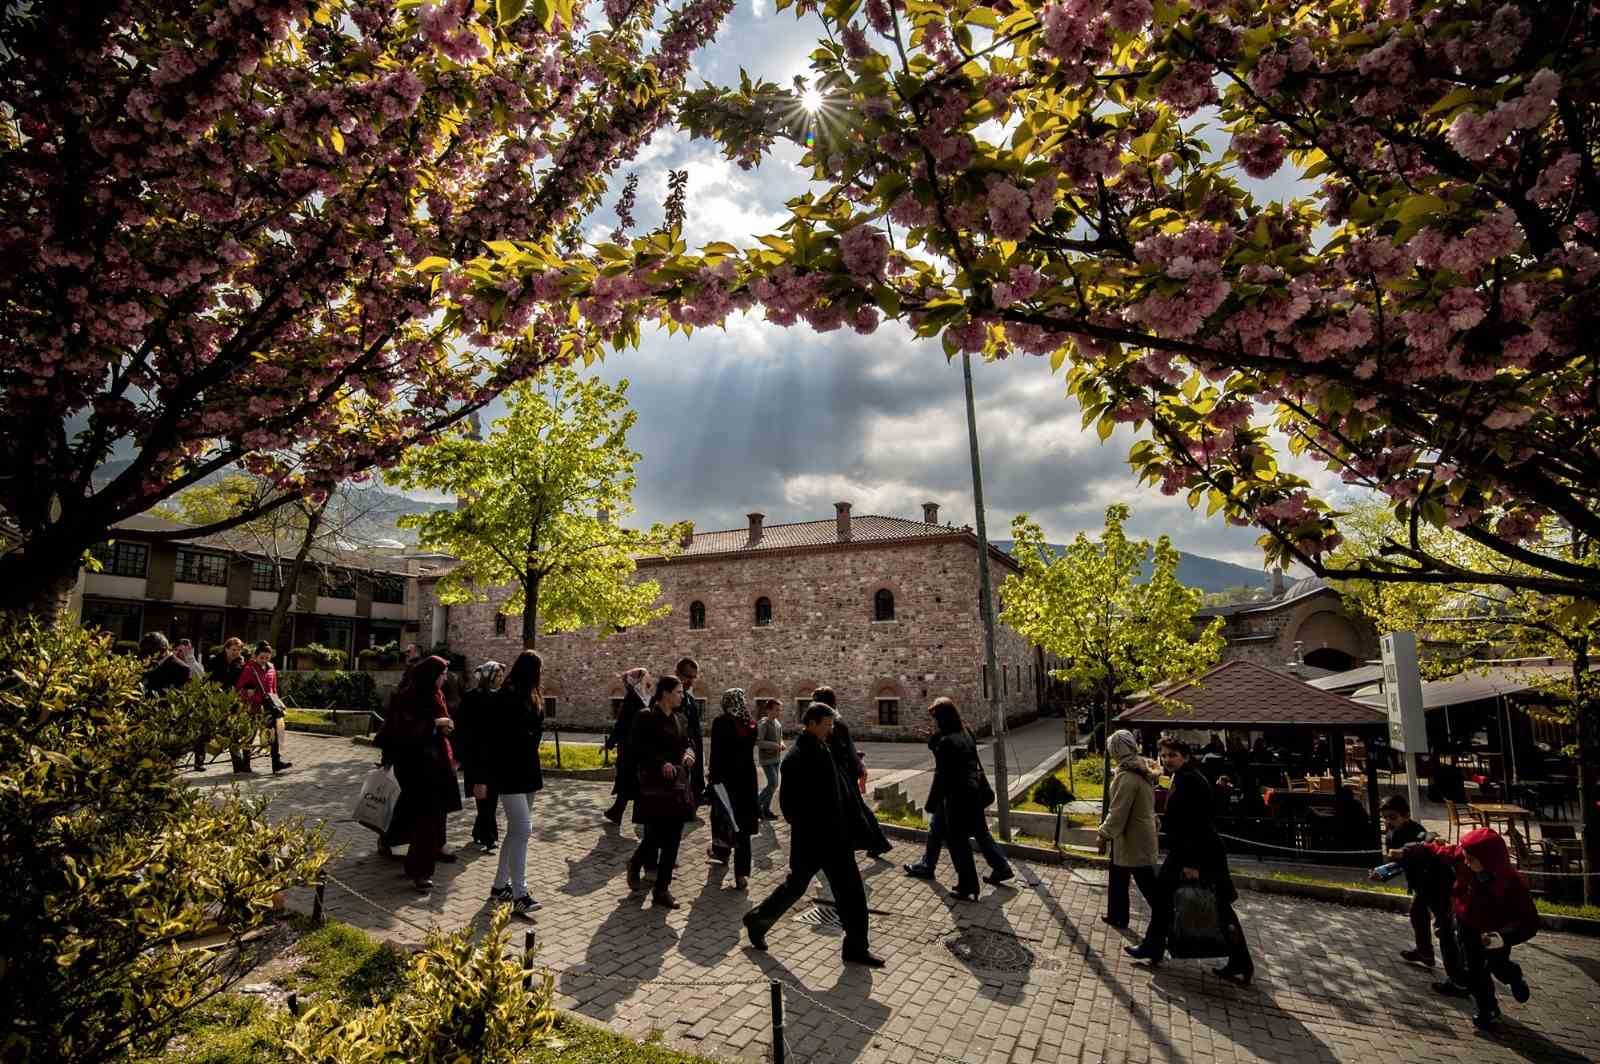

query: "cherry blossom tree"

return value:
[0, 0, 731, 619]
[462, 0, 1599, 608]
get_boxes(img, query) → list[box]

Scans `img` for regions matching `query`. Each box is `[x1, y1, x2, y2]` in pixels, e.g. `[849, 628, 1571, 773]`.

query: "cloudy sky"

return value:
[498, 1, 1337, 567]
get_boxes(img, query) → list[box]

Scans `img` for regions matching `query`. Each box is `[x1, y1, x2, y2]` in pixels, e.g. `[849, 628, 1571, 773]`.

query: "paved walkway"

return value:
[858, 717, 1073, 811]
[202, 736, 1600, 1064]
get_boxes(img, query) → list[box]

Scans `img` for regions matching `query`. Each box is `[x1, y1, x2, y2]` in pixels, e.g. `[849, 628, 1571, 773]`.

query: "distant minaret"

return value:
[456, 411, 483, 512]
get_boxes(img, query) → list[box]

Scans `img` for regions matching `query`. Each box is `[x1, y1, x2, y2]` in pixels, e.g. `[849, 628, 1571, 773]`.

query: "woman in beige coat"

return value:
[1098, 729, 1161, 929]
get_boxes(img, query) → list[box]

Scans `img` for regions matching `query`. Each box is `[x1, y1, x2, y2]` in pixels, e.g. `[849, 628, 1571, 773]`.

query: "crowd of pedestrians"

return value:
[140, 637, 1550, 1023]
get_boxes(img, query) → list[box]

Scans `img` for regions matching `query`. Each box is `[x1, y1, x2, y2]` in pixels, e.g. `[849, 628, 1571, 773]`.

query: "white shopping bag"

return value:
[353, 766, 401, 834]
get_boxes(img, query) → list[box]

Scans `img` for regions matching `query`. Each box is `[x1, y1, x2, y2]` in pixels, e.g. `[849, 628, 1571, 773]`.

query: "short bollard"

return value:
[312, 879, 326, 926]
[523, 929, 536, 990]
[770, 980, 785, 1064]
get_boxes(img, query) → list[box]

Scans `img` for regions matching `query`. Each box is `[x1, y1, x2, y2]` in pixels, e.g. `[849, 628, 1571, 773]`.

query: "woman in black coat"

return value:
[604, 667, 651, 824]
[1127, 737, 1254, 984]
[627, 675, 695, 908]
[708, 688, 760, 889]
[927, 697, 988, 901]
[456, 660, 504, 853]
[375, 655, 463, 892]
[482, 650, 544, 918]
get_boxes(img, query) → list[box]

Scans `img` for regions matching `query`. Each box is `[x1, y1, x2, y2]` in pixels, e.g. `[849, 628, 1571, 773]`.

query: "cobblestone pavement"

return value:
[202, 735, 1600, 1064]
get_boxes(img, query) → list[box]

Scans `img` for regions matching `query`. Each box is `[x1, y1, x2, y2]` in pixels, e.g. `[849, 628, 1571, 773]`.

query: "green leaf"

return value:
[497, 0, 528, 23]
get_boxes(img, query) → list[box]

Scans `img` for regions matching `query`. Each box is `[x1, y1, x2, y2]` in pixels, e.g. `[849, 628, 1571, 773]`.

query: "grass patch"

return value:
[877, 808, 928, 829]
[1256, 872, 1600, 921]
[283, 709, 332, 728]
[1014, 756, 1105, 811]
[277, 918, 409, 1007]
[540, 741, 608, 771]
[518, 1017, 714, 1062]
[161, 994, 280, 1064]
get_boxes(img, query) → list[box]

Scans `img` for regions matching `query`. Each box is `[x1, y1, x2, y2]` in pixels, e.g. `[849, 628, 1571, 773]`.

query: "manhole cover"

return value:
[793, 906, 844, 933]
[943, 929, 1042, 972]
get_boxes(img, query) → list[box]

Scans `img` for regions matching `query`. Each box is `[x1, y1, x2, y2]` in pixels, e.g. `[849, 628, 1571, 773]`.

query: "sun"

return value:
[800, 86, 825, 113]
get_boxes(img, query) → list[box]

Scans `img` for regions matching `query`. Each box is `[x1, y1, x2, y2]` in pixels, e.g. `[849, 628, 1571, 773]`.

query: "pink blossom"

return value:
[839, 224, 890, 278]
[986, 181, 1033, 241]
[1230, 125, 1287, 179]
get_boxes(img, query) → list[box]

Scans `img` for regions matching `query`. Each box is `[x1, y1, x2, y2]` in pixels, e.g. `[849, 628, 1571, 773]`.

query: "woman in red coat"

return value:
[1412, 828, 1538, 1028]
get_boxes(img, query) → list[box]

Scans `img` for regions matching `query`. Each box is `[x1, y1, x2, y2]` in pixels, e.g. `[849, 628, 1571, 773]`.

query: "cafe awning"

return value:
[1350, 663, 1591, 710]
[1118, 659, 1388, 730]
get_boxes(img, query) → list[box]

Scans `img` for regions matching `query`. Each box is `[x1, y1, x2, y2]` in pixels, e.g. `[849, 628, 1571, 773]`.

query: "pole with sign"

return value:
[1380, 632, 1429, 819]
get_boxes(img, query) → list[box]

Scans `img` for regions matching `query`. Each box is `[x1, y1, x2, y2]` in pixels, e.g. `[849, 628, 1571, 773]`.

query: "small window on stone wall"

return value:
[874, 589, 895, 622]
[754, 597, 772, 626]
[543, 696, 558, 718]
[794, 698, 810, 720]
[877, 698, 900, 726]
[689, 600, 706, 630]
[494, 613, 507, 636]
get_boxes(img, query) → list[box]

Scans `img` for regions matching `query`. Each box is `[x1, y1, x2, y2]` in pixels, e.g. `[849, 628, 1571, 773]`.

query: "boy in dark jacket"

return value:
[1374, 794, 1438, 968]
[1410, 828, 1538, 1029]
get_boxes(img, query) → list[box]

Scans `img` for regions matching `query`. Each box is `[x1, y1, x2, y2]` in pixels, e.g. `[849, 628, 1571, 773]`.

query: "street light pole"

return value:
[961, 351, 1010, 840]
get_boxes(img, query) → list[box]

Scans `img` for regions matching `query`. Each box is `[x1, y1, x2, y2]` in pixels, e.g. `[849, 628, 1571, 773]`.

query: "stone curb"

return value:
[876, 823, 1600, 937]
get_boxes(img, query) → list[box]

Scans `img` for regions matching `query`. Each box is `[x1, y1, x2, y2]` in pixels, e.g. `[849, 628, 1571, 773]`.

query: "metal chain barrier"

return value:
[1214, 831, 1600, 874]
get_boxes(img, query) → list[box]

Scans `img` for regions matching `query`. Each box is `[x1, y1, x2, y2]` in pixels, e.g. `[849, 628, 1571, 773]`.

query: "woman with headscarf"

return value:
[927, 697, 989, 902]
[708, 688, 760, 890]
[483, 650, 545, 919]
[1097, 729, 1161, 929]
[375, 655, 463, 892]
[628, 674, 694, 908]
[457, 659, 504, 854]
[604, 667, 652, 824]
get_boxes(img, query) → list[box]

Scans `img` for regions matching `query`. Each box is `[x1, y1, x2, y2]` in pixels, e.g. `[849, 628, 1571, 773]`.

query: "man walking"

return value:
[756, 698, 785, 818]
[743, 702, 884, 967]
[677, 657, 706, 804]
[811, 686, 892, 858]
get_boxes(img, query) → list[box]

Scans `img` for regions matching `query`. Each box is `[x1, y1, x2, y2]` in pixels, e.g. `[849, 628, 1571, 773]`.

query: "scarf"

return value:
[721, 688, 757, 738]
[622, 666, 652, 705]
[1107, 728, 1144, 773]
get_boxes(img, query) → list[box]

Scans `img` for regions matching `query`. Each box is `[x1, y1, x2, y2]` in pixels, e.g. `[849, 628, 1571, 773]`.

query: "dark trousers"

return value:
[1410, 893, 1464, 982]
[1106, 863, 1159, 927]
[403, 813, 445, 880]
[749, 846, 870, 955]
[193, 737, 208, 771]
[605, 794, 631, 820]
[269, 725, 287, 768]
[920, 811, 1012, 875]
[1140, 883, 1254, 973]
[632, 820, 683, 895]
[472, 788, 499, 845]
[711, 831, 754, 878]
[945, 818, 981, 893]
[1459, 927, 1522, 1013]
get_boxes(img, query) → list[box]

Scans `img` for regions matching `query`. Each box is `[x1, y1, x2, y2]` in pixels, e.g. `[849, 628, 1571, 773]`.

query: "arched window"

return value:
[754, 597, 773, 627]
[874, 589, 895, 622]
[689, 600, 706, 630]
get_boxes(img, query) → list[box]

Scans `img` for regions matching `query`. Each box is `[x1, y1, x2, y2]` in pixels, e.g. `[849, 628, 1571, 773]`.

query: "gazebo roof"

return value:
[1117, 659, 1389, 730]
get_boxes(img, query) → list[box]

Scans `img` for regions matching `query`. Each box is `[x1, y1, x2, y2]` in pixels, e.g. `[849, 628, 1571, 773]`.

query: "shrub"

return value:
[0, 620, 327, 1063]
[289, 644, 346, 668]
[1072, 756, 1106, 786]
[1032, 775, 1074, 811]
[280, 670, 380, 714]
[278, 907, 557, 1062]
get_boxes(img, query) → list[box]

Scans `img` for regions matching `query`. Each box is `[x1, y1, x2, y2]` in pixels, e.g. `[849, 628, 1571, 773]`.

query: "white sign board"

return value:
[1380, 632, 1428, 753]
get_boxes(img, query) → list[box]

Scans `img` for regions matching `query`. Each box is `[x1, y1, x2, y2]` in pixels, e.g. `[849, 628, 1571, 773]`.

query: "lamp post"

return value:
[961, 351, 1010, 840]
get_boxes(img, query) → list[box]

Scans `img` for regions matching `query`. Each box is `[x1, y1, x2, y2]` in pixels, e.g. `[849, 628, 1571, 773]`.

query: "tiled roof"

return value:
[668, 515, 964, 557]
[107, 514, 418, 577]
[1118, 658, 1388, 729]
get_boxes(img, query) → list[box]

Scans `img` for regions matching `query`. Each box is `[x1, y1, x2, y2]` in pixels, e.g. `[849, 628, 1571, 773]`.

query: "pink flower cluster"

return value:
[1445, 69, 1561, 161]
[993, 264, 1044, 307]
[1230, 125, 1287, 179]
[839, 223, 890, 278]
[986, 181, 1034, 241]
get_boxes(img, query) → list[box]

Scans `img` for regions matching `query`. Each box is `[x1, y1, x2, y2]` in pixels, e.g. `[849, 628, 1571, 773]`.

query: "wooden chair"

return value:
[1443, 799, 1468, 843]
[1539, 822, 1577, 842]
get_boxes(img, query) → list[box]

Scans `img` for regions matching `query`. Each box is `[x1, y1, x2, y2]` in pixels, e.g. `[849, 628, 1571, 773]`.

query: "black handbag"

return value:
[977, 765, 996, 809]
[1166, 883, 1231, 959]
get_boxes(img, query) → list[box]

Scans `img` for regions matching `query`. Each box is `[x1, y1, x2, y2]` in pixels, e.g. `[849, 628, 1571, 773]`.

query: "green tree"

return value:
[0, 620, 327, 1062]
[1000, 506, 1224, 815]
[388, 368, 688, 648]
[1332, 501, 1600, 903]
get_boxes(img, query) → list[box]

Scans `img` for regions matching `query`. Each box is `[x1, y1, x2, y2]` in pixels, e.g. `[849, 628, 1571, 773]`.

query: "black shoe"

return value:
[867, 847, 893, 860]
[489, 884, 514, 902]
[1508, 966, 1530, 1004]
[1101, 916, 1128, 929]
[1125, 944, 1162, 964]
[1471, 1006, 1502, 1030]
[603, 808, 623, 825]
[949, 886, 980, 902]
[513, 895, 542, 918]
[271, 761, 293, 774]
[652, 892, 679, 910]
[1433, 980, 1470, 997]
[1213, 964, 1254, 987]
[842, 950, 886, 969]
[903, 863, 935, 880]
[743, 912, 768, 950]
[984, 869, 1016, 886]
[411, 877, 433, 893]
[626, 863, 644, 891]
[707, 847, 729, 866]
[377, 844, 400, 861]
[193, 763, 207, 772]
[1400, 948, 1436, 968]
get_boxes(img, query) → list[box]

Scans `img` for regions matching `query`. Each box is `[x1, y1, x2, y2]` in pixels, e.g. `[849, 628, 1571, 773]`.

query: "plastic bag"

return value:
[1166, 883, 1230, 959]
[353, 766, 401, 835]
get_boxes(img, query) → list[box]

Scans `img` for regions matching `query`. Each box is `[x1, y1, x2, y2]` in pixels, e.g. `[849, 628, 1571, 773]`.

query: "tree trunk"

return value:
[267, 502, 326, 652]
[1100, 689, 1114, 821]
[521, 573, 539, 650]
[1575, 640, 1597, 907]
[0, 534, 89, 624]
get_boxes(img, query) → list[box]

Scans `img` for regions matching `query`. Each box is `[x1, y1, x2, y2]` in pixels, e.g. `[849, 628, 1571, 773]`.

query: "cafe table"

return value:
[1467, 802, 1534, 841]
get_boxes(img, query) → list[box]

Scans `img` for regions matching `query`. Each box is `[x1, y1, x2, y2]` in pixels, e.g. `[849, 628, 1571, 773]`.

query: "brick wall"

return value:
[1212, 589, 1378, 671]
[421, 536, 1042, 738]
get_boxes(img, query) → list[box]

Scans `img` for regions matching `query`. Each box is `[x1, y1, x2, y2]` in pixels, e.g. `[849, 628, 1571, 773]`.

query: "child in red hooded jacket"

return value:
[1408, 827, 1538, 1029]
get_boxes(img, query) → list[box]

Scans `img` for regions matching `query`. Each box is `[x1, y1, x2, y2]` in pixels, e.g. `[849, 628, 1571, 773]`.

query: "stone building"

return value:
[419, 503, 1053, 739]
[1197, 573, 1379, 673]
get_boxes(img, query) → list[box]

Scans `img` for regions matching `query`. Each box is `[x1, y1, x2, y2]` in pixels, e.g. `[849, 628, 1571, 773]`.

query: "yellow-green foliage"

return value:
[0, 620, 327, 1063]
